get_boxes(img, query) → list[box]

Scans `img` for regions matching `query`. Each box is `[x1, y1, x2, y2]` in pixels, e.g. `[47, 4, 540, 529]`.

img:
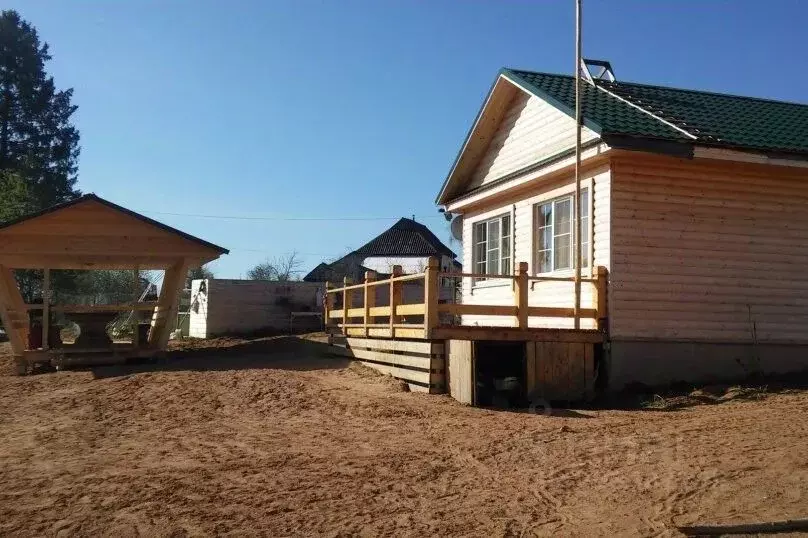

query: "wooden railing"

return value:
[325, 257, 608, 340]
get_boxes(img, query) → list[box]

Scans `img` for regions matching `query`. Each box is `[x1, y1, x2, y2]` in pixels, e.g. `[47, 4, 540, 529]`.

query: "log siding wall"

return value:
[610, 155, 808, 343]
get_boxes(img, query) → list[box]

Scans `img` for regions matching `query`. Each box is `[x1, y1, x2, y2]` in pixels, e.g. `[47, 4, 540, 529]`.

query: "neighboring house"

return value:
[351, 217, 458, 275]
[305, 217, 460, 306]
[436, 64, 808, 389]
[303, 259, 377, 285]
[304, 217, 459, 281]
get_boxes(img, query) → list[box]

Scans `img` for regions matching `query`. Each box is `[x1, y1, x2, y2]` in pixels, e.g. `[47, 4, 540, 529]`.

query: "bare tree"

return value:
[186, 264, 214, 287]
[247, 252, 302, 281]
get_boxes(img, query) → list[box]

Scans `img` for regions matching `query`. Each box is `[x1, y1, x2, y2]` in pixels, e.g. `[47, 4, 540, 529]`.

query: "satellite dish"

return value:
[450, 215, 463, 242]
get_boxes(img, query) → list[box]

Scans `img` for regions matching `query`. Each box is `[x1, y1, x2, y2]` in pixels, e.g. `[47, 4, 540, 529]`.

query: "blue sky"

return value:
[8, 1, 807, 278]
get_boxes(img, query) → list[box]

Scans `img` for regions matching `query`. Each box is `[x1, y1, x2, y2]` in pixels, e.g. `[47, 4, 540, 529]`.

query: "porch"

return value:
[325, 257, 609, 403]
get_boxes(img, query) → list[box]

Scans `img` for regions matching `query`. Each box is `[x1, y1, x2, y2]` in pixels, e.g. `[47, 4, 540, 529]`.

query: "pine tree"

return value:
[0, 9, 80, 212]
[0, 10, 81, 304]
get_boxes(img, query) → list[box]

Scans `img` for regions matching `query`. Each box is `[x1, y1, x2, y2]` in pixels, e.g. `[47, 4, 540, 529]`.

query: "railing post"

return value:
[423, 257, 440, 339]
[596, 265, 608, 332]
[515, 261, 528, 330]
[363, 270, 376, 337]
[324, 281, 333, 330]
[389, 265, 403, 337]
[342, 276, 351, 336]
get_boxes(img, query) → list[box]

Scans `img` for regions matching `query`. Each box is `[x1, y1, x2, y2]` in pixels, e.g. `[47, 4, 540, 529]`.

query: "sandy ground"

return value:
[0, 337, 807, 537]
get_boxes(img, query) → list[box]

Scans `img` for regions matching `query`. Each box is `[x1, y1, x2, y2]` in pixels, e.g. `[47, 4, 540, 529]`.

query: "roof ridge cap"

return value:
[592, 80, 698, 140]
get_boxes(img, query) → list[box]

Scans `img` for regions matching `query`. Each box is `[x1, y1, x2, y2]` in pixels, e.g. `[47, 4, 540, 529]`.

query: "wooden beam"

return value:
[596, 265, 608, 332]
[431, 326, 605, 343]
[148, 261, 188, 349]
[342, 276, 351, 335]
[423, 257, 440, 338]
[515, 261, 529, 329]
[0, 265, 25, 357]
[42, 268, 50, 351]
[132, 266, 140, 349]
[363, 270, 376, 337]
[439, 304, 518, 316]
[340, 337, 444, 355]
[525, 306, 598, 318]
[0, 266, 28, 352]
[0, 254, 207, 270]
[0, 234, 218, 257]
[389, 265, 403, 332]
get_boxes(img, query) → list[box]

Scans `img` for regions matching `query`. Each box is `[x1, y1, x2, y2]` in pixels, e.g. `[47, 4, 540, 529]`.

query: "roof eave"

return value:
[0, 193, 230, 255]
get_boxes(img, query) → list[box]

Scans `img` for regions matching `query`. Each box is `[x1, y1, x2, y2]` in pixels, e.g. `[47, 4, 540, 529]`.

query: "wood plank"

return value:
[355, 360, 438, 385]
[0, 265, 25, 356]
[439, 304, 517, 316]
[584, 343, 595, 399]
[348, 327, 429, 339]
[536, 341, 547, 398]
[526, 306, 598, 318]
[525, 341, 536, 398]
[541, 342, 554, 400]
[567, 342, 586, 400]
[0, 266, 29, 353]
[344, 337, 443, 355]
[0, 234, 217, 257]
[431, 326, 605, 343]
[0, 254, 205, 270]
[447, 339, 473, 404]
[342, 347, 442, 370]
[395, 303, 425, 316]
[42, 268, 50, 351]
[368, 305, 391, 317]
[149, 261, 187, 348]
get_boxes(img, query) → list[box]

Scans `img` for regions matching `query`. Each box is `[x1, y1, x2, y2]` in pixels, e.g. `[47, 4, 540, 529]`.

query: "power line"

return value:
[137, 209, 445, 222]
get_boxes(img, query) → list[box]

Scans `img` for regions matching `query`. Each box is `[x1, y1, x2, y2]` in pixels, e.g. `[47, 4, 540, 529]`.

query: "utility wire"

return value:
[137, 210, 445, 222]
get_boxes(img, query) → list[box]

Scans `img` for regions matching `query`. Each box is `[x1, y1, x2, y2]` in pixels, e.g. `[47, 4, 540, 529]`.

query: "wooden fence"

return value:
[325, 257, 608, 340]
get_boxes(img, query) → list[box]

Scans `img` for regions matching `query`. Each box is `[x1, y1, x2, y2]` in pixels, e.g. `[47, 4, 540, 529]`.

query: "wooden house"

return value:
[327, 65, 808, 405]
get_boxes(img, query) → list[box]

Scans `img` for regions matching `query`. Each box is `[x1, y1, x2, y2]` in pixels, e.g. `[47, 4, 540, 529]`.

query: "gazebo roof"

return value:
[0, 194, 228, 270]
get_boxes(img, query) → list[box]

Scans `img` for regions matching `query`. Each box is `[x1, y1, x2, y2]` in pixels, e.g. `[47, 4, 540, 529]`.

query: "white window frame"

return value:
[533, 187, 591, 276]
[472, 212, 512, 283]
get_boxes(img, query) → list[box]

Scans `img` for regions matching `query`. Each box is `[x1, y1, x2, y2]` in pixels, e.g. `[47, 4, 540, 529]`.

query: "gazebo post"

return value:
[132, 265, 140, 349]
[42, 268, 50, 351]
[0, 265, 25, 358]
[149, 260, 189, 349]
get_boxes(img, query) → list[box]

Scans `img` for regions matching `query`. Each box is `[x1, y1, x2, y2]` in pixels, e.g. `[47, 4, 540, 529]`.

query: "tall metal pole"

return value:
[573, 0, 583, 330]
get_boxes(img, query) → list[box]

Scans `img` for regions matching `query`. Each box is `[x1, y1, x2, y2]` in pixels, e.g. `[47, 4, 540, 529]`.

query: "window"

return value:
[535, 189, 589, 273]
[473, 214, 511, 278]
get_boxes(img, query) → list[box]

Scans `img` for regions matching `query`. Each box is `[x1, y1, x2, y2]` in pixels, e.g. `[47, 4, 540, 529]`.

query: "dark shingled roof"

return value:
[302, 259, 381, 283]
[352, 217, 455, 258]
[504, 68, 808, 156]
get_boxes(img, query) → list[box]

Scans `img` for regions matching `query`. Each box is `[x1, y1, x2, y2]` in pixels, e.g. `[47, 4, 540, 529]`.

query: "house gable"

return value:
[437, 72, 600, 205]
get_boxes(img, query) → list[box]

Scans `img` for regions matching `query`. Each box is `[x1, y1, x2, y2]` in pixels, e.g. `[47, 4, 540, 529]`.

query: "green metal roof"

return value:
[504, 68, 808, 156]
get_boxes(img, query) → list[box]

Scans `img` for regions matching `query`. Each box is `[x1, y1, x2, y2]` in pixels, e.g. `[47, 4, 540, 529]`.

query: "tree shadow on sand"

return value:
[91, 336, 351, 380]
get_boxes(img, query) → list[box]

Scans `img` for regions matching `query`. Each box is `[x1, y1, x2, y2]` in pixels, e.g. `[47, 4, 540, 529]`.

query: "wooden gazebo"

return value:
[0, 194, 228, 373]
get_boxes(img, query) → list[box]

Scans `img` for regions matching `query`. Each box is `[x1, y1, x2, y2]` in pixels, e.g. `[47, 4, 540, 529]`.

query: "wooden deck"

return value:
[324, 257, 608, 343]
[324, 257, 609, 403]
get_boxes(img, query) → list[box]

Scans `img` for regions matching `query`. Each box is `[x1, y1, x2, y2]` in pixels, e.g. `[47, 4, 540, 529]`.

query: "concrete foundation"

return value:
[608, 339, 808, 390]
